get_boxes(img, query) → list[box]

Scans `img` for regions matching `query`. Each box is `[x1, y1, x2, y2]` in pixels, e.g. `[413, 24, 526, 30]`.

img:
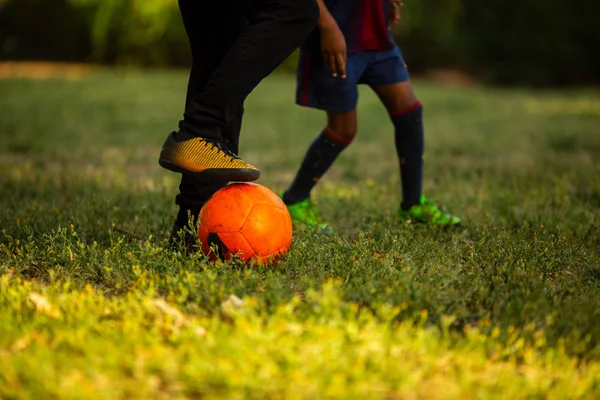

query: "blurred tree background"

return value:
[0, 0, 598, 86]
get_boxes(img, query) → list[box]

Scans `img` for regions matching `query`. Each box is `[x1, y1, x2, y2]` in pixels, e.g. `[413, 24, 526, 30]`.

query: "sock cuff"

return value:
[322, 127, 353, 145]
[390, 101, 422, 118]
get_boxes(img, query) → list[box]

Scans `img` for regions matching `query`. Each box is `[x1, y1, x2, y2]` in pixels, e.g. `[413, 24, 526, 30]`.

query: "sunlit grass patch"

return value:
[1, 70, 599, 398]
[1, 276, 599, 399]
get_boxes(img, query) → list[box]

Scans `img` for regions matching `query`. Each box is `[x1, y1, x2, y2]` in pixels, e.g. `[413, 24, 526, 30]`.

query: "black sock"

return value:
[171, 207, 200, 242]
[284, 129, 351, 204]
[174, 207, 201, 230]
[392, 102, 424, 210]
[169, 207, 202, 250]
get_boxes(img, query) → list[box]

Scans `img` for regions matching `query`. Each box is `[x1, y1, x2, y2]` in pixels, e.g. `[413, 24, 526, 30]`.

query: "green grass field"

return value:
[1, 68, 600, 399]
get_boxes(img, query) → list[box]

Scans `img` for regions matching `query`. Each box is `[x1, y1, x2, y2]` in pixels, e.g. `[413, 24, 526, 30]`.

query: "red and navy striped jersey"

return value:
[324, 0, 394, 52]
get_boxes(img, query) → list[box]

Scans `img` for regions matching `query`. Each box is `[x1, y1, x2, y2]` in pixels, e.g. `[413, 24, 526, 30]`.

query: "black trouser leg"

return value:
[177, 0, 247, 140]
[174, 0, 318, 209]
[172, 0, 318, 242]
[178, 0, 319, 140]
[175, 0, 246, 213]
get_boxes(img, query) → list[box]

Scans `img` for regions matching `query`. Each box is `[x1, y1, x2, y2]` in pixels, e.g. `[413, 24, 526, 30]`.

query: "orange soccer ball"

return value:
[197, 183, 293, 265]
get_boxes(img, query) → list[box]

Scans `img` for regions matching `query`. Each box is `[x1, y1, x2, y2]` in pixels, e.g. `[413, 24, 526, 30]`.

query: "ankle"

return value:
[401, 199, 420, 210]
[283, 191, 309, 205]
[175, 207, 201, 229]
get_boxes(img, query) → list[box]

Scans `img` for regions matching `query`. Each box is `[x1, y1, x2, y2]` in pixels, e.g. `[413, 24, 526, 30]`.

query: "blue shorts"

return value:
[296, 45, 410, 113]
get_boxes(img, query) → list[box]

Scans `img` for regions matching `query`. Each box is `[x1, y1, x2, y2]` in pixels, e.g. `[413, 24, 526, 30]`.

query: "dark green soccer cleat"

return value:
[398, 195, 462, 227]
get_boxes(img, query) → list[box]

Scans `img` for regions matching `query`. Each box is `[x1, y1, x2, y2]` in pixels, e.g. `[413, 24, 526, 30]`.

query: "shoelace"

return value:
[222, 146, 241, 161]
[204, 140, 241, 161]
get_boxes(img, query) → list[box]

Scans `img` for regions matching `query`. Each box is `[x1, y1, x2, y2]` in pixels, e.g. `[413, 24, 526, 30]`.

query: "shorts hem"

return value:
[364, 75, 410, 87]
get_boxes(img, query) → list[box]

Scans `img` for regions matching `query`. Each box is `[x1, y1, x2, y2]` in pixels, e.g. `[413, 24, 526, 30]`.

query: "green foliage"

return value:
[67, 0, 188, 65]
[2, 276, 600, 398]
[0, 0, 93, 61]
[459, 0, 600, 86]
[1, 71, 600, 397]
[1, 0, 599, 85]
[392, 0, 464, 71]
[0, 0, 188, 65]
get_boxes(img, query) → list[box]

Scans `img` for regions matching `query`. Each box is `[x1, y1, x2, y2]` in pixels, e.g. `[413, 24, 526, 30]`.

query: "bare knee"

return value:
[373, 82, 419, 115]
[325, 126, 356, 142]
[326, 110, 357, 142]
[388, 97, 420, 116]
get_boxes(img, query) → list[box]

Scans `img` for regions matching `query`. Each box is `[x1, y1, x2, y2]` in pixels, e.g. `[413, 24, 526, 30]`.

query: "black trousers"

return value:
[175, 0, 319, 211]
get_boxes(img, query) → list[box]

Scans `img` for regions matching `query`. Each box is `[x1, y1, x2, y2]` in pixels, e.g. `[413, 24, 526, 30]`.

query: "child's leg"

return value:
[283, 110, 357, 204]
[170, 106, 244, 248]
[160, 0, 319, 181]
[175, 0, 247, 214]
[180, 0, 319, 141]
[287, 47, 369, 205]
[175, 107, 244, 217]
[371, 81, 418, 115]
[369, 60, 461, 226]
[168, 1, 246, 248]
[371, 81, 424, 209]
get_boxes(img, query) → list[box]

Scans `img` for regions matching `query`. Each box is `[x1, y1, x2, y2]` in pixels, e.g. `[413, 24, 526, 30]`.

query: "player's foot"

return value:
[398, 195, 462, 227]
[281, 196, 333, 234]
[159, 131, 260, 181]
